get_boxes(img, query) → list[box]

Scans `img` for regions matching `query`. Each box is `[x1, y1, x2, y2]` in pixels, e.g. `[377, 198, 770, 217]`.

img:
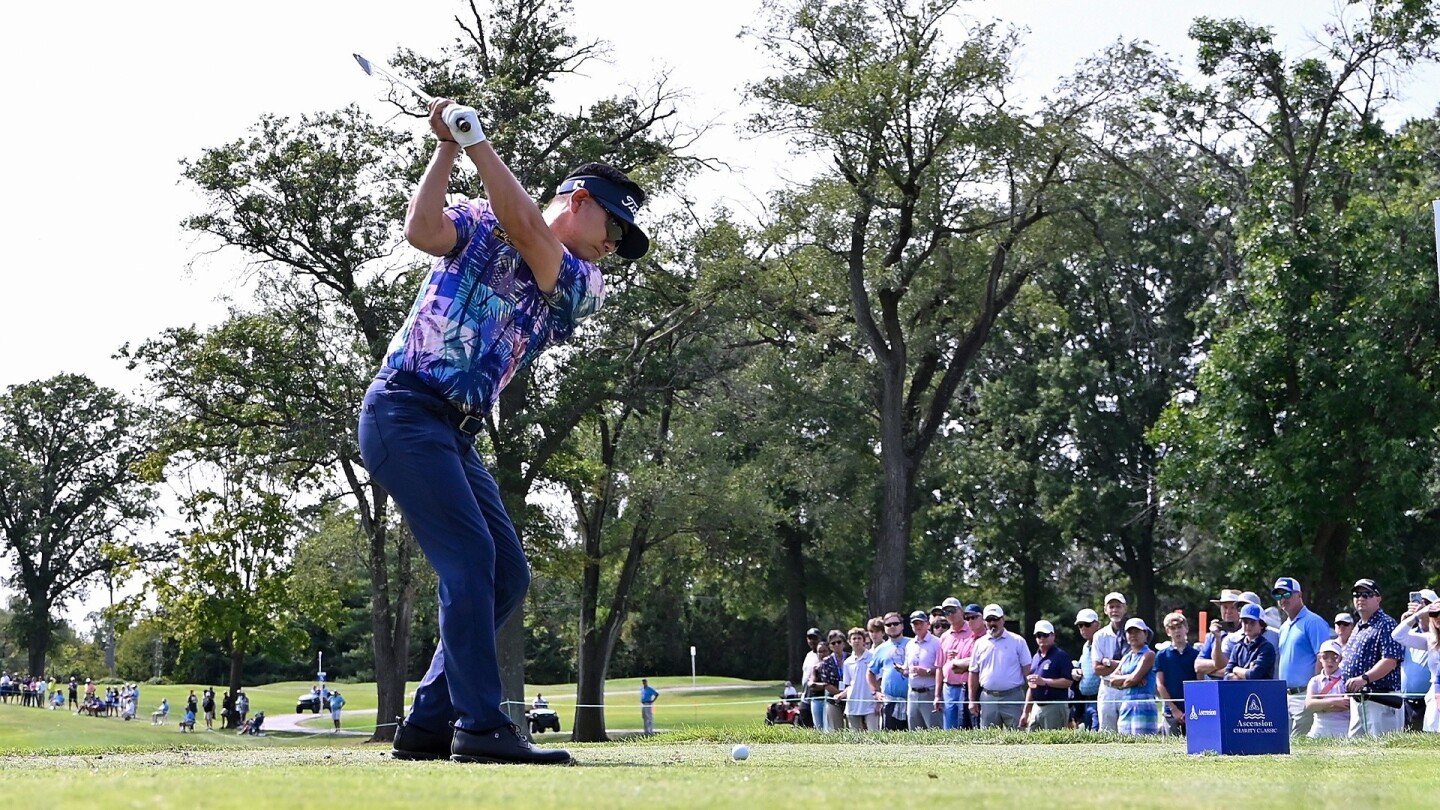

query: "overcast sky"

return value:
[2, 0, 1437, 624]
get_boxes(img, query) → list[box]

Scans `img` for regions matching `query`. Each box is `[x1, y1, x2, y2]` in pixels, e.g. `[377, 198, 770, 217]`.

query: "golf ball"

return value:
[731, 743, 750, 761]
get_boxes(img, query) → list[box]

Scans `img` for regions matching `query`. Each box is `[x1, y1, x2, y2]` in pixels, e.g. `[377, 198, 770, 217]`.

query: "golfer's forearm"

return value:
[406, 144, 462, 253]
[464, 142, 549, 242]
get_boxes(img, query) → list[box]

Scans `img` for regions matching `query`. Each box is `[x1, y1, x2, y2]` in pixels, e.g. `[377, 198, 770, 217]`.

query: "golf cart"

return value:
[525, 707, 561, 735]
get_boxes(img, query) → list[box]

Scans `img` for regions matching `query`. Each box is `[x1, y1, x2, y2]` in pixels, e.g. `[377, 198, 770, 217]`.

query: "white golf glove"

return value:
[443, 105, 487, 147]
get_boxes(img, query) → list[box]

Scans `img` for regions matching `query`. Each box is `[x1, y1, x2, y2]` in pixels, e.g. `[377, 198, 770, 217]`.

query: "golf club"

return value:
[352, 53, 472, 133]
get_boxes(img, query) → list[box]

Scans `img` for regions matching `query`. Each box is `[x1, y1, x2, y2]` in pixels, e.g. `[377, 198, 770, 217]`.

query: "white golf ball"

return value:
[731, 743, 750, 761]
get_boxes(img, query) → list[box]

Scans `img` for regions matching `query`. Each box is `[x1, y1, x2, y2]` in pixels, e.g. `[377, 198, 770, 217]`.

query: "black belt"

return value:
[982, 686, 1024, 695]
[376, 367, 486, 436]
[909, 687, 932, 693]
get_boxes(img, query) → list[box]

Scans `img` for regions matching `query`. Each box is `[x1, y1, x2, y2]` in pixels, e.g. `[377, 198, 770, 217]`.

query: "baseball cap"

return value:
[1123, 617, 1151, 634]
[983, 604, 1005, 619]
[1352, 578, 1380, 595]
[1033, 620, 1055, 635]
[941, 597, 963, 610]
[1104, 592, 1127, 605]
[964, 603, 983, 615]
[1334, 612, 1355, 625]
[1272, 577, 1302, 595]
[556, 171, 650, 260]
[1318, 639, 1345, 658]
[806, 627, 821, 638]
[1418, 588, 1439, 604]
[1239, 603, 1266, 626]
[909, 610, 930, 623]
[1261, 607, 1284, 629]
[1074, 608, 1100, 625]
[1238, 591, 1262, 607]
[930, 605, 946, 616]
[1211, 588, 1244, 605]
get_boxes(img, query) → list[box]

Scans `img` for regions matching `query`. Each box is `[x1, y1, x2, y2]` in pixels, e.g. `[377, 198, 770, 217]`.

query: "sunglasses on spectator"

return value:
[1033, 632, 1052, 638]
[1352, 591, 1379, 599]
[963, 614, 980, 620]
[984, 617, 1003, 623]
[828, 639, 845, 645]
[884, 621, 902, 627]
[934, 622, 951, 631]
[942, 607, 959, 614]
[1272, 591, 1293, 600]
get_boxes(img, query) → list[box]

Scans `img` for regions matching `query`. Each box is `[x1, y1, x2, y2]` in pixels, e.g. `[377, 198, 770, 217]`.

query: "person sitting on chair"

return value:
[151, 699, 170, 725]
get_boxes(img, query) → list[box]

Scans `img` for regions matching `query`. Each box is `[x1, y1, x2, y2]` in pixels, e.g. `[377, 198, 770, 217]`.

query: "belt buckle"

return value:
[457, 414, 484, 436]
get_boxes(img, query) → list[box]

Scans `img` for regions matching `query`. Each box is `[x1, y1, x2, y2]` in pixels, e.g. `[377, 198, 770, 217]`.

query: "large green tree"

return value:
[1155, 3, 1440, 610]
[748, 0, 1086, 614]
[0, 374, 158, 675]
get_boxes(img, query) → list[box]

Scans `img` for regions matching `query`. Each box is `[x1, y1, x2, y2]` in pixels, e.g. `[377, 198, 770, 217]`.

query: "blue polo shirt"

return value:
[1029, 646, 1074, 702]
[1276, 606, 1332, 689]
[1226, 634, 1277, 680]
[869, 637, 910, 698]
[1153, 644, 1198, 702]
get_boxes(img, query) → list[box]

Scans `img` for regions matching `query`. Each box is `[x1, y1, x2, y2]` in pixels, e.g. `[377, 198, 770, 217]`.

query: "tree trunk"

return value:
[226, 647, 245, 728]
[360, 486, 417, 744]
[869, 365, 915, 617]
[781, 522, 809, 683]
[573, 633, 610, 742]
[1020, 550, 1041, 637]
[1312, 521, 1352, 617]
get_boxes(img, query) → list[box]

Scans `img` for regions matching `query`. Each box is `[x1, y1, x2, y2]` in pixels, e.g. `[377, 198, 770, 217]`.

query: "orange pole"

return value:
[1198, 610, 1209, 643]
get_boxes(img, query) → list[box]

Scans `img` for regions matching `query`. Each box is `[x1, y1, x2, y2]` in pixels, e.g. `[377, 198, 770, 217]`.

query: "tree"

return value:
[0, 374, 159, 675]
[748, 0, 1082, 614]
[1154, 3, 1440, 610]
[154, 467, 315, 723]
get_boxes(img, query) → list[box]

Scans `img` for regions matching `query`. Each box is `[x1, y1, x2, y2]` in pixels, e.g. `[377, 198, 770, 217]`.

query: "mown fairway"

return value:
[3, 680, 1437, 809]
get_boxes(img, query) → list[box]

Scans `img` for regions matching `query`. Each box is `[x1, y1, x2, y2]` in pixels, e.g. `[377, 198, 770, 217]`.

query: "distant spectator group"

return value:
[0, 676, 266, 735]
[794, 576, 1440, 739]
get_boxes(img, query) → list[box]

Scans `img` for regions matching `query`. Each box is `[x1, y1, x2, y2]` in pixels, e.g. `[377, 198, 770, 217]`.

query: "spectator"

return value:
[1237, 591, 1280, 647]
[1305, 640, 1349, 738]
[180, 706, 196, 732]
[866, 612, 911, 731]
[799, 628, 823, 729]
[1022, 620, 1072, 731]
[902, 612, 942, 730]
[839, 626, 878, 731]
[781, 681, 799, 703]
[1334, 613, 1355, 650]
[1195, 588, 1244, 679]
[1091, 592, 1129, 732]
[185, 690, 198, 719]
[202, 687, 216, 731]
[328, 689, 347, 733]
[1395, 589, 1438, 731]
[51, 689, 65, 710]
[1341, 578, 1405, 737]
[1272, 576, 1332, 737]
[1111, 618, 1158, 735]
[867, 616, 886, 651]
[152, 698, 170, 725]
[235, 690, 250, 728]
[1392, 599, 1440, 732]
[67, 677, 78, 711]
[533, 693, 549, 709]
[1072, 608, 1102, 731]
[967, 604, 1030, 729]
[935, 597, 978, 730]
[1153, 612, 1197, 735]
[640, 678, 660, 735]
[816, 631, 847, 732]
[222, 691, 236, 729]
[1225, 603, 1277, 680]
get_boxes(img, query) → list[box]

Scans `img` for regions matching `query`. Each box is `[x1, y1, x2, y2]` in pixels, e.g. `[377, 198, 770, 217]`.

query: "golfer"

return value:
[360, 97, 649, 766]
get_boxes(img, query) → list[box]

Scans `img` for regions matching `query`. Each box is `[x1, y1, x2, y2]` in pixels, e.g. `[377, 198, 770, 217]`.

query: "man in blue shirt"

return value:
[1225, 603, 1277, 680]
[1272, 576, 1333, 737]
[1341, 578, 1405, 737]
[639, 679, 659, 735]
[866, 612, 910, 730]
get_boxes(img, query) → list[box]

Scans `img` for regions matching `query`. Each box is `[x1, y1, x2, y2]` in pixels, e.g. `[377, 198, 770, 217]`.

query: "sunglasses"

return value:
[1033, 632, 1052, 638]
[984, 617, 1003, 623]
[942, 607, 959, 615]
[963, 614, 980, 620]
[1352, 591, 1379, 599]
[1272, 591, 1293, 600]
[829, 640, 845, 646]
[591, 198, 626, 243]
[884, 621, 902, 627]
[933, 622, 951, 631]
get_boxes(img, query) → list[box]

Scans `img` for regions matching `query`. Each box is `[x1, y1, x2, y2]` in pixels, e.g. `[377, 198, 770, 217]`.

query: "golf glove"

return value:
[443, 105, 487, 147]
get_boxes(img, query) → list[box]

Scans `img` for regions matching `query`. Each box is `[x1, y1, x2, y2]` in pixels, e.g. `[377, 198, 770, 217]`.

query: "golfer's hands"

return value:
[427, 99, 487, 147]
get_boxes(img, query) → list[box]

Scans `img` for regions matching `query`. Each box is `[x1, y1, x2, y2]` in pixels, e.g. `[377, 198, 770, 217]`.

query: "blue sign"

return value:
[1185, 679, 1290, 756]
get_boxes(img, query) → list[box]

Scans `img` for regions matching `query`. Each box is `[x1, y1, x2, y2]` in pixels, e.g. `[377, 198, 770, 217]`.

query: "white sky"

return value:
[2, 0, 1437, 624]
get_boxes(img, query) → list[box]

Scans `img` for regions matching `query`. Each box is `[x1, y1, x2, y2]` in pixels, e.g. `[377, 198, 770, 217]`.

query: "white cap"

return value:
[1104, 592, 1127, 605]
[1123, 617, 1151, 634]
[1318, 639, 1345, 658]
[1238, 591, 1262, 606]
[1419, 588, 1439, 604]
[1075, 608, 1100, 624]
[1261, 606, 1284, 629]
[983, 603, 1005, 619]
[1033, 620, 1055, 635]
[941, 597, 963, 609]
[1334, 612, 1355, 625]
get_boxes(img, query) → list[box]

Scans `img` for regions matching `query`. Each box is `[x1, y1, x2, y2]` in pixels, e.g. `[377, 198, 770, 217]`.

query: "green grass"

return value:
[6, 680, 1437, 809]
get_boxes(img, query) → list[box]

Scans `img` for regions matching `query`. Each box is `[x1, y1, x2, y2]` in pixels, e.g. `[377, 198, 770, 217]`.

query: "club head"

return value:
[353, 53, 375, 77]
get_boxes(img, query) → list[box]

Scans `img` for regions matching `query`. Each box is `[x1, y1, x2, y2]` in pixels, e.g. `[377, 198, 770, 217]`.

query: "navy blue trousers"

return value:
[358, 375, 529, 734]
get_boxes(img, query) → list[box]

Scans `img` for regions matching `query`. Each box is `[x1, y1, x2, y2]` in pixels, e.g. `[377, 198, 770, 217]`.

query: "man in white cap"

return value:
[935, 597, 978, 730]
[1071, 608, 1102, 730]
[1195, 588, 1244, 679]
[902, 611, 943, 730]
[1090, 592, 1129, 732]
[1022, 620, 1073, 731]
[1272, 575, 1332, 737]
[967, 604, 1031, 729]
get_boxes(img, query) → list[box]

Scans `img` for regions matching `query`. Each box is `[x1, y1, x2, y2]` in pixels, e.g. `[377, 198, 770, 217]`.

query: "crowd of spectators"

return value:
[0, 676, 268, 734]
[795, 576, 1439, 739]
